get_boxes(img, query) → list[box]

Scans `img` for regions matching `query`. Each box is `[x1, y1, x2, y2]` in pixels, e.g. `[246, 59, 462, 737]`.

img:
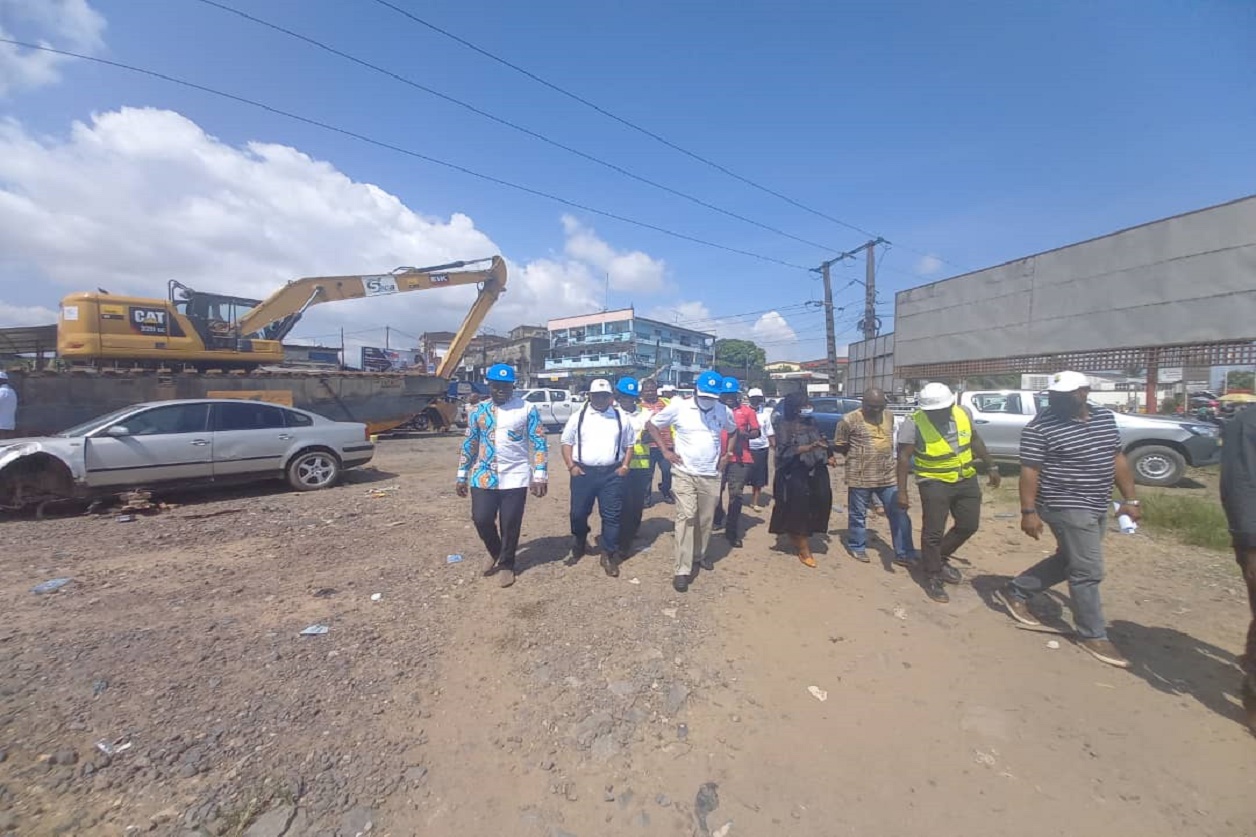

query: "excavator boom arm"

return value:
[234, 256, 508, 342]
[436, 261, 509, 379]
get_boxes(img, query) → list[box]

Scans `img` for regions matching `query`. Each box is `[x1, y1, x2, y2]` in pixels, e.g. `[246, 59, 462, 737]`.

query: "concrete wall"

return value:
[894, 196, 1256, 368]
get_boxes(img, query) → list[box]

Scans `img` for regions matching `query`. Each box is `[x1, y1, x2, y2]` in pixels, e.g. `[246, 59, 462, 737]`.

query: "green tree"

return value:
[714, 338, 766, 369]
[1226, 369, 1255, 392]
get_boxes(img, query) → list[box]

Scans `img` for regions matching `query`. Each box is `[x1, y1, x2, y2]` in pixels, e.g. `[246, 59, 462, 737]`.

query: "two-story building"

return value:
[543, 308, 716, 389]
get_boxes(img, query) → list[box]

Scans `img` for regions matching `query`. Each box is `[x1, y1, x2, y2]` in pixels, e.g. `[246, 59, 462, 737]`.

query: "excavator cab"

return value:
[168, 281, 281, 348]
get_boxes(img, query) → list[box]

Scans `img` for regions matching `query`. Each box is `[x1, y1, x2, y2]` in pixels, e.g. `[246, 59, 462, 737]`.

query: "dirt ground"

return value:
[0, 435, 1252, 837]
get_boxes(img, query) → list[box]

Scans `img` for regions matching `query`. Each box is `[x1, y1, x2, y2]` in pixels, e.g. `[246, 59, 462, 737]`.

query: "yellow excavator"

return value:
[57, 256, 508, 374]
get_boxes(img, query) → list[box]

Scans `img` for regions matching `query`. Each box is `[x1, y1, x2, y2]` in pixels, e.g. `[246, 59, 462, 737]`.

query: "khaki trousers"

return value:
[672, 469, 721, 577]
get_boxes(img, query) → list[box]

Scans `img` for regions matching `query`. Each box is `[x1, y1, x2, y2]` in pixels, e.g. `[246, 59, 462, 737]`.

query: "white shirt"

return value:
[749, 405, 776, 450]
[0, 384, 16, 431]
[649, 397, 735, 477]
[561, 403, 636, 467]
[492, 398, 542, 489]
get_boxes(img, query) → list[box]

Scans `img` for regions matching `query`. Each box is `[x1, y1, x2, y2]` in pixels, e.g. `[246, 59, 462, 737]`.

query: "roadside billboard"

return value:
[361, 347, 418, 372]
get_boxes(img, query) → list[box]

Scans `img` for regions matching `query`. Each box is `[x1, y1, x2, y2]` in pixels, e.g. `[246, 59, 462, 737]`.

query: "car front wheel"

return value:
[1127, 445, 1186, 487]
[287, 450, 341, 491]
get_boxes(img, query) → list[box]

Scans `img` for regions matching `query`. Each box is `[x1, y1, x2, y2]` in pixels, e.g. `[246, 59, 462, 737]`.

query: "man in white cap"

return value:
[993, 371, 1141, 669]
[0, 370, 16, 439]
[896, 382, 1000, 603]
[746, 388, 775, 507]
[561, 378, 638, 576]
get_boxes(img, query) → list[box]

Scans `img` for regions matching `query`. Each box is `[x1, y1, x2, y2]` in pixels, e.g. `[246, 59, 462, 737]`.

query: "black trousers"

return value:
[648, 447, 673, 496]
[917, 476, 982, 576]
[717, 462, 752, 538]
[619, 468, 653, 552]
[471, 487, 528, 570]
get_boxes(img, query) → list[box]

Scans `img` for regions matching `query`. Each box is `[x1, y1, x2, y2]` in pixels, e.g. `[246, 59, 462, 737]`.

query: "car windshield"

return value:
[58, 407, 138, 437]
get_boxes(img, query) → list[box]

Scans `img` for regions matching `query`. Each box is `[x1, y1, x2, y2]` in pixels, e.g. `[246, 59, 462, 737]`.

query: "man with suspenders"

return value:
[561, 378, 638, 577]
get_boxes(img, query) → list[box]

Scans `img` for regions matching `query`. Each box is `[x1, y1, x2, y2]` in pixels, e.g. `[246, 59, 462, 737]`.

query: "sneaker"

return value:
[673, 575, 689, 593]
[993, 586, 1042, 628]
[1078, 638, 1129, 669]
[849, 549, 871, 563]
[600, 552, 620, 578]
[892, 554, 918, 569]
[940, 563, 963, 585]
[498, 568, 515, 588]
[925, 576, 950, 604]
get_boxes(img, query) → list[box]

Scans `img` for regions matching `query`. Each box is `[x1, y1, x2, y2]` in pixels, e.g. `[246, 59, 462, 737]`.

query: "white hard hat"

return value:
[588, 378, 613, 394]
[0, 370, 8, 380]
[747, 387, 764, 398]
[917, 382, 956, 410]
[1046, 370, 1090, 392]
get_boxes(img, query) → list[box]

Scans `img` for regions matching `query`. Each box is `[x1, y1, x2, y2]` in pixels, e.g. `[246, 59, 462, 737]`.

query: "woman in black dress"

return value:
[769, 391, 834, 567]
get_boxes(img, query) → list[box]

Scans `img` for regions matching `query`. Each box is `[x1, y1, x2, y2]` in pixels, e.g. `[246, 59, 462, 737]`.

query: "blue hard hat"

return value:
[615, 376, 640, 397]
[721, 376, 741, 394]
[485, 363, 516, 383]
[696, 370, 724, 395]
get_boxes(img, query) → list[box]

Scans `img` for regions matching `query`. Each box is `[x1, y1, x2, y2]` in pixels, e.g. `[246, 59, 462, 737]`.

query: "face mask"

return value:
[696, 396, 717, 410]
[1049, 393, 1083, 418]
[864, 406, 885, 420]
[799, 407, 815, 417]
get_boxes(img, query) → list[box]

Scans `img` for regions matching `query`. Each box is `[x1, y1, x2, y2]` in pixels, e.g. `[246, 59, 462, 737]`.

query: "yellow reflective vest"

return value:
[623, 407, 653, 469]
[911, 407, 976, 483]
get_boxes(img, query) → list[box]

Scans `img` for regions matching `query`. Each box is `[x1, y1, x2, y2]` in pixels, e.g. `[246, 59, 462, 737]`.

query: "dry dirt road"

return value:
[0, 435, 1252, 837]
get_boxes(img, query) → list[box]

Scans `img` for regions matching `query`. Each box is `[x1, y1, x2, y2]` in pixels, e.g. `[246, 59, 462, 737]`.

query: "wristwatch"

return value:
[1020, 508, 1037, 515]
[1121, 499, 1140, 507]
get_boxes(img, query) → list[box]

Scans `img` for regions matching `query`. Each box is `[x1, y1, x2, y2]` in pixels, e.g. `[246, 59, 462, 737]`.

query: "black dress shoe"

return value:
[565, 536, 588, 566]
[727, 534, 743, 548]
[672, 575, 689, 593]
[600, 551, 620, 578]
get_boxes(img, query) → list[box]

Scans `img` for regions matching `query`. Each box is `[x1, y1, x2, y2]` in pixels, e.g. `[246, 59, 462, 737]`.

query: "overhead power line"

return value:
[0, 38, 814, 273]
[194, 0, 846, 256]
[368, 0, 966, 272]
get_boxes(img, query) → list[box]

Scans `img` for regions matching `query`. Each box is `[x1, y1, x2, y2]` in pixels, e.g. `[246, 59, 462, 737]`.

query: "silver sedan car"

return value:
[0, 399, 375, 509]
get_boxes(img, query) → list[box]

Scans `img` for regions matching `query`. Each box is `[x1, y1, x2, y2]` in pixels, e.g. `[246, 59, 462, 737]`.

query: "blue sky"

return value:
[2, 0, 1254, 360]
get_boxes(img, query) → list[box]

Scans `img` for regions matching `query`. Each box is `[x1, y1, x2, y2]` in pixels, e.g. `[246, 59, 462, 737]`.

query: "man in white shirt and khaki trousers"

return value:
[647, 371, 736, 593]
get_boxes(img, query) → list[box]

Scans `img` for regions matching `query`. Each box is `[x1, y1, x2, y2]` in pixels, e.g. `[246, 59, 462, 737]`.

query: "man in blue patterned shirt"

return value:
[456, 364, 549, 588]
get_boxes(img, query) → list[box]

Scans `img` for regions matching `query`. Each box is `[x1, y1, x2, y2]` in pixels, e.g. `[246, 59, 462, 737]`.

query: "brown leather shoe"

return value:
[1078, 638, 1129, 669]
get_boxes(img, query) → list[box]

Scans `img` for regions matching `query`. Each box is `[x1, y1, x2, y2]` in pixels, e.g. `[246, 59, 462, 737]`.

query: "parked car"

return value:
[0, 399, 374, 509]
[958, 390, 1221, 486]
[516, 388, 579, 432]
[807, 396, 863, 438]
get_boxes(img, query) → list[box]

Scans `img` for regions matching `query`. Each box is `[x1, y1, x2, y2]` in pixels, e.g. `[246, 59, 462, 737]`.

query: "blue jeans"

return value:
[847, 485, 916, 559]
[570, 465, 623, 554]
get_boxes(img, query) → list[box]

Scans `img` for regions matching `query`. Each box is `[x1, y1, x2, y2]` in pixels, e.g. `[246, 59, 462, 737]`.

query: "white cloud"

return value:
[750, 311, 798, 361]
[0, 301, 58, 327]
[0, 107, 662, 350]
[645, 300, 712, 332]
[561, 215, 667, 294]
[914, 254, 943, 276]
[0, 0, 106, 96]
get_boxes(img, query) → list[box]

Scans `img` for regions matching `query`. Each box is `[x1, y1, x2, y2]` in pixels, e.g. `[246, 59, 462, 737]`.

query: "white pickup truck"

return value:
[516, 389, 579, 433]
[957, 390, 1222, 487]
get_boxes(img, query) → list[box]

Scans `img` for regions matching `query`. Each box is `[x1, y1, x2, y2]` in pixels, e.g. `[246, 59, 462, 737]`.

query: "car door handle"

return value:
[278, 434, 293, 441]
[974, 419, 990, 424]
[191, 439, 210, 446]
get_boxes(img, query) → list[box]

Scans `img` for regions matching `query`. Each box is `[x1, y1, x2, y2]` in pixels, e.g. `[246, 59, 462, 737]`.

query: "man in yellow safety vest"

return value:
[895, 382, 1001, 603]
[616, 376, 655, 561]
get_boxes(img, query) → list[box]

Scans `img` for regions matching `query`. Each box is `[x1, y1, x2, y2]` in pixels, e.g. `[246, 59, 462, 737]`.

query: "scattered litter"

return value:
[713, 823, 733, 837]
[299, 624, 330, 636]
[387, 521, 405, 528]
[177, 508, 242, 520]
[677, 723, 689, 741]
[95, 738, 132, 757]
[370, 593, 382, 602]
[661, 608, 678, 619]
[446, 553, 464, 564]
[807, 686, 828, 702]
[832, 503, 844, 513]
[892, 606, 908, 620]
[115, 514, 136, 523]
[628, 577, 641, 585]
[694, 782, 720, 827]
[92, 679, 109, 697]
[993, 512, 1018, 520]
[312, 587, 337, 598]
[1096, 682, 1116, 689]
[366, 487, 399, 498]
[1046, 640, 1061, 650]
[974, 748, 998, 767]
[31, 577, 72, 595]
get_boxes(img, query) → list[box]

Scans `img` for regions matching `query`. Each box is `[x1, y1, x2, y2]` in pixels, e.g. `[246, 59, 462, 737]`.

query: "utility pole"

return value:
[820, 260, 840, 395]
[863, 240, 878, 342]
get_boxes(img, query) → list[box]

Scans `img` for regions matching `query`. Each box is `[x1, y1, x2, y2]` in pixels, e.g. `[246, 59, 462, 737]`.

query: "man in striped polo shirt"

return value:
[994, 371, 1141, 669]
